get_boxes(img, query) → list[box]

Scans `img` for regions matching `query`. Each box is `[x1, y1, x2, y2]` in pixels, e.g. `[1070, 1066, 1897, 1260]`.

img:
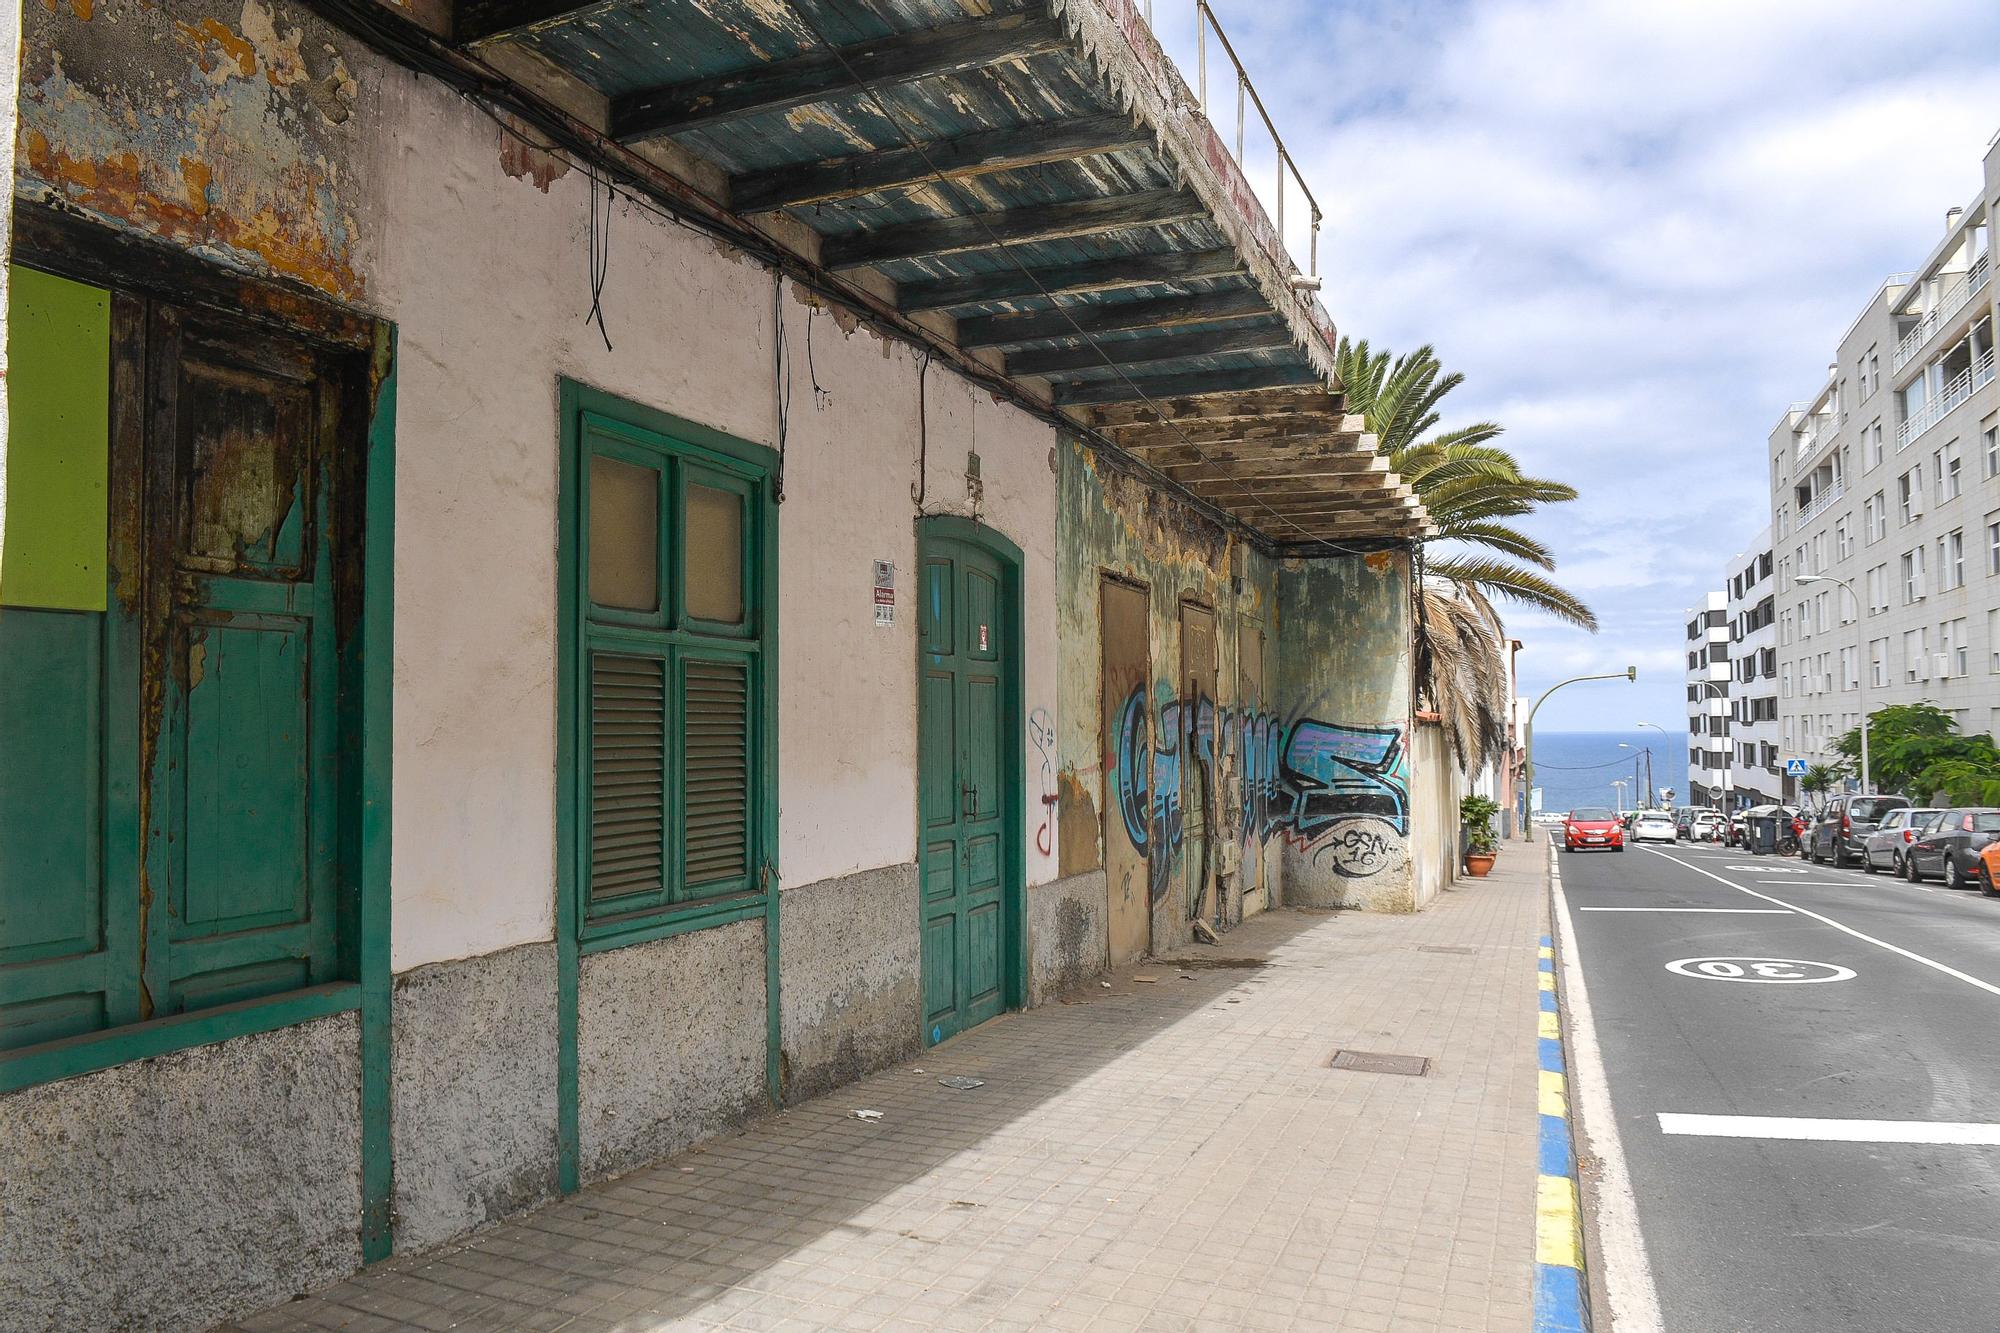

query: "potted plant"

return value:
[1461, 795, 1501, 877]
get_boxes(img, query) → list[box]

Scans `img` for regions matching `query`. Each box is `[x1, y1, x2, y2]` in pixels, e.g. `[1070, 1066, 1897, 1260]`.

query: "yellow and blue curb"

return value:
[1535, 933, 1590, 1332]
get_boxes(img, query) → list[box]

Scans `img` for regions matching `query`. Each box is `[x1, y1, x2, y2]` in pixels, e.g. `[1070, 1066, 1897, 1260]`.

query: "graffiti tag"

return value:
[1028, 707, 1057, 858]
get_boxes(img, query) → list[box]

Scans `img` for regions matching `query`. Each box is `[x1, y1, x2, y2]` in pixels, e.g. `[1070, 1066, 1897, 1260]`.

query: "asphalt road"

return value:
[1558, 835, 2000, 1333]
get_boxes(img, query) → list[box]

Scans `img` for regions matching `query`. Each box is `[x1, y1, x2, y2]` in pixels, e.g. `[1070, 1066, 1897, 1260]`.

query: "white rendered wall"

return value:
[370, 68, 1060, 969]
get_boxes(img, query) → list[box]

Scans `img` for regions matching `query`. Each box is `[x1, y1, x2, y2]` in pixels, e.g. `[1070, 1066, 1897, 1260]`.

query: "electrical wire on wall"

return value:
[911, 349, 933, 510]
[584, 166, 614, 352]
[772, 269, 789, 503]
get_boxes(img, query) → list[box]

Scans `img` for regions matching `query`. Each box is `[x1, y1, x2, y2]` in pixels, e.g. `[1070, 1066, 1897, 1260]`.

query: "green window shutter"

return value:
[682, 658, 749, 893]
[590, 653, 667, 902]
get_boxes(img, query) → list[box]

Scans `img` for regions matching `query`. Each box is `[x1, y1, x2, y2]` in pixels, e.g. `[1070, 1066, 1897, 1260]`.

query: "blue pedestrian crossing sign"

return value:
[1784, 758, 1809, 776]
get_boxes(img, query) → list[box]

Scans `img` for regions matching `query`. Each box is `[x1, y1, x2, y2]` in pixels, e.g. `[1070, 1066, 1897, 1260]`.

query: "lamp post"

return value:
[1519, 666, 1639, 841]
[1796, 572, 1868, 796]
[1619, 743, 1649, 810]
[1635, 719, 1670, 807]
[1612, 779, 1628, 813]
[1694, 678, 1732, 818]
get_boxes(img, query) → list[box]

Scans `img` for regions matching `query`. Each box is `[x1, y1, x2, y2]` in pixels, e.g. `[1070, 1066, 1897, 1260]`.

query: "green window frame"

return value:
[557, 382, 779, 952]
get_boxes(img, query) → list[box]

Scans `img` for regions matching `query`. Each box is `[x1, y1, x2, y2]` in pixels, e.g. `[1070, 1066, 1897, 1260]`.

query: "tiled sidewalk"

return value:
[225, 856, 1546, 1333]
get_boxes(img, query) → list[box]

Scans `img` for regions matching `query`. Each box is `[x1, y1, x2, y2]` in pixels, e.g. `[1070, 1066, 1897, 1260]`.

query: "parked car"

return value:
[1690, 811, 1727, 843]
[1562, 807, 1625, 853]
[1631, 811, 1677, 844]
[1861, 807, 1944, 876]
[1726, 813, 1747, 846]
[1673, 807, 1697, 839]
[1906, 808, 2000, 889]
[1808, 794, 1912, 867]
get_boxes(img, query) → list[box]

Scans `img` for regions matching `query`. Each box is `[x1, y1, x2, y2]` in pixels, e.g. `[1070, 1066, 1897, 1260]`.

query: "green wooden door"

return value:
[918, 533, 1012, 1045]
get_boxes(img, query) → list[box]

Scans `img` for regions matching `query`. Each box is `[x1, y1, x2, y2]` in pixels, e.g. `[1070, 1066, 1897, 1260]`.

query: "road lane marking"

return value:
[1642, 848, 2000, 999]
[1548, 844, 1664, 1332]
[1579, 907, 1792, 913]
[1659, 1113, 2000, 1145]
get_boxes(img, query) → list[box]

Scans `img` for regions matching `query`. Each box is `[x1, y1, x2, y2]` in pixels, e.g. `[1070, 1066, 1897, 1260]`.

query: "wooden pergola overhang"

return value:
[315, 0, 1432, 546]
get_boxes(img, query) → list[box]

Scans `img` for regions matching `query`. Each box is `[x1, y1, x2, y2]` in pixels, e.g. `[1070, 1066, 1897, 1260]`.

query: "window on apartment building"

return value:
[1944, 618, 1969, 677]
[1990, 609, 2000, 673]
[1935, 440, 1963, 503]
[559, 384, 775, 942]
[1865, 492, 1886, 544]
[1781, 664, 1793, 698]
[1761, 646, 1776, 677]
[1869, 353, 1880, 397]
[1, 266, 381, 1057]
[1840, 645, 1859, 690]
[1867, 421, 1884, 471]
[1899, 467, 1923, 524]
[1940, 529, 1966, 591]
[1984, 422, 1998, 479]
[1988, 511, 2000, 576]
[1905, 627, 1929, 682]
[1903, 547, 1928, 603]
[1815, 591, 1829, 633]
[1776, 504, 1789, 538]
[1835, 515, 1853, 561]
[1784, 717, 1795, 749]
[1870, 638, 1889, 688]
[1864, 564, 1887, 614]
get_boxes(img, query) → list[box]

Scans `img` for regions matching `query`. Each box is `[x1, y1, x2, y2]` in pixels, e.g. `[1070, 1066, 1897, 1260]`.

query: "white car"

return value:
[1690, 812, 1727, 842]
[1631, 812, 1677, 843]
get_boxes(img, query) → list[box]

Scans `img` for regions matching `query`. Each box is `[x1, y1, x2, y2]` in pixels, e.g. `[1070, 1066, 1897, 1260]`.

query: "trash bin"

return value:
[1747, 814, 1779, 855]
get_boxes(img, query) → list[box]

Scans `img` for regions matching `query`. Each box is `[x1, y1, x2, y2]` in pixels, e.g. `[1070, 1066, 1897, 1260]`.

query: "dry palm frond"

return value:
[1415, 582, 1510, 774]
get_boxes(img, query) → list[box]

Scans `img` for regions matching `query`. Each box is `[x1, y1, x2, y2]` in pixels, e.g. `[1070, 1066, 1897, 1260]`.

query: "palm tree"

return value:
[1335, 337, 1597, 631]
[1801, 764, 1841, 800]
[1416, 581, 1509, 773]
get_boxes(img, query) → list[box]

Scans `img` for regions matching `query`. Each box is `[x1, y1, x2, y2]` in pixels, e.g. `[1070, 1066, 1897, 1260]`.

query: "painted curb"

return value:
[1534, 927, 1592, 1333]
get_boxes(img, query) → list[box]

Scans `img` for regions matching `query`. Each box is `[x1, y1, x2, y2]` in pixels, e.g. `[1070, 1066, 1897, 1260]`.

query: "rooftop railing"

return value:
[1143, 1, 1323, 279]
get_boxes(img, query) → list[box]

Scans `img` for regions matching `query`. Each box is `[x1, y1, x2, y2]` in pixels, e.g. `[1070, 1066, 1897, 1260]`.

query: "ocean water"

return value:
[1531, 730, 1680, 815]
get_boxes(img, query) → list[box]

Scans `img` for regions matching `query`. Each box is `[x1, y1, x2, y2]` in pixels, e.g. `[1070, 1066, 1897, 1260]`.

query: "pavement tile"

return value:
[217, 857, 1544, 1333]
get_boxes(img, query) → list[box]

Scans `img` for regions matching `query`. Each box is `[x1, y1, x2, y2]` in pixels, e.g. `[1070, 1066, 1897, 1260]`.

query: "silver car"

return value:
[1861, 807, 1945, 875]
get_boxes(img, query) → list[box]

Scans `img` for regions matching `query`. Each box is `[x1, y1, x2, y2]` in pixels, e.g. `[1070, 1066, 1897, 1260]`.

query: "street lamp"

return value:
[1519, 666, 1639, 841]
[1612, 778, 1628, 813]
[1796, 573, 1868, 795]
[1635, 719, 1670, 807]
[1694, 678, 1733, 817]
[1619, 743, 1651, 810]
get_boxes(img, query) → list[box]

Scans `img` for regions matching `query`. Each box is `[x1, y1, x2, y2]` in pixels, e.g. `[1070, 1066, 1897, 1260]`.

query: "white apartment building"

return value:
[1726, 529, 1781, 805]
[1684, 590, 1732, 806]
[1772, 134, 2000, 794]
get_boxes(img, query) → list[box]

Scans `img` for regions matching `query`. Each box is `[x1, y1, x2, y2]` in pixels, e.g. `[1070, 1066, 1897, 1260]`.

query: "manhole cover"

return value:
[1417, 945, 1476, 955]
[1327, 1049, 1431, 1076]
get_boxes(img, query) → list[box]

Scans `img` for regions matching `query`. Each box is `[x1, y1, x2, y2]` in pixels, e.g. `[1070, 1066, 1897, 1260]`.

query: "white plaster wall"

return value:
[368, 68, 1060, 967]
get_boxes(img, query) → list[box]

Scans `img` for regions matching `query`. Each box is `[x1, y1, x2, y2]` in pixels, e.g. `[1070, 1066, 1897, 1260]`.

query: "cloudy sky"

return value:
[1144, 0, 2000, 732]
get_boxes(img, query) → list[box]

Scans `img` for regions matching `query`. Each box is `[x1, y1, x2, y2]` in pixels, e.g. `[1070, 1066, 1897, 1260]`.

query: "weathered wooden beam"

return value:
[898, 248, 1243, 313]
[956, 287, 1270, 348]
[1005, 322, 1290, 378]
[731, 115, 1149, 213]
[1151, 453, 1384, 482]
[611, 13, 1067, 142]
[823, 191, 1201, 271]
[455, 0, 607, 44]
[1083, 384, 1343, 427]
[1051, 363, 1323, 408]
[1108, 412, 1369, 449]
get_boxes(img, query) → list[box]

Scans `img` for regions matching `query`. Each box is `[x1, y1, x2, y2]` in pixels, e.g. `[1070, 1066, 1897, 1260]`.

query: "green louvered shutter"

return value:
[590, 653, 666, 902]
[682, 658, 749, 894]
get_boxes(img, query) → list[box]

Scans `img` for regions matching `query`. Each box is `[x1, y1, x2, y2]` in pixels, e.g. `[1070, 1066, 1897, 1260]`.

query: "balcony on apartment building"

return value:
[1892, 248, 1990, 376]
[1896, 315, 1996, 450]
[1794, 454, 1845, 524]
[1792, 403, 1842, 467]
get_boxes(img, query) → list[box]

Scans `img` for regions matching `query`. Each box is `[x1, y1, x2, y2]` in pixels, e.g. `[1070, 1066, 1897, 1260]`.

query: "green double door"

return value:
[917, 528, 1016, 1046]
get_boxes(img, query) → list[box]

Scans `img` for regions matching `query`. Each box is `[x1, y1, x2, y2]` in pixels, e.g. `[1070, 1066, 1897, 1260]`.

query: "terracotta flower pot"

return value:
[1465, 852, 1497, 877]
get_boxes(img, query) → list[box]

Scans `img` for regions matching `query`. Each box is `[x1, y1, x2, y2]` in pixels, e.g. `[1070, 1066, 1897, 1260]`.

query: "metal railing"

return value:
[1896, 343, 1997, 449]
[1891, 253, 1990, 374]
[1793, 413, 1839, 463]
[1144, 1, 1321, 279]
[1799, 479, 1846, 524]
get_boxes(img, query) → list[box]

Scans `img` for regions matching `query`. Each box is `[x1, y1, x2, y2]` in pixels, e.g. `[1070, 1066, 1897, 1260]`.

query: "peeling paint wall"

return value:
[1274, 551, 1416, 912]
[1054, 437, 1282, 954]
[17, 0, 374, 299]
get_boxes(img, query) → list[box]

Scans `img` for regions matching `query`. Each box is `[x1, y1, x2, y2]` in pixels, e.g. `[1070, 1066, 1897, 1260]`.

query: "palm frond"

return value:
[1439, 521, 1557, 570]
[1428, 556, 1601, 631]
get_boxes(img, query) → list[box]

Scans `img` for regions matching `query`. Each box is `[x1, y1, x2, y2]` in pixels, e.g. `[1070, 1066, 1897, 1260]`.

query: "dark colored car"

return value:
[1562, 807, 1624, 853]
[1906, 808, 2000, 889]
[1808, 794, 1912, 867]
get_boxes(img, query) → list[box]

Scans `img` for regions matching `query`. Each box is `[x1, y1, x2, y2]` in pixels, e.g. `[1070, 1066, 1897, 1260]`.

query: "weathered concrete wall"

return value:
[778, 863, 922, 1103]
[1027, 868, 1110, 1004]
[0, 1014, 361, 1332]
[391, 942, 560, 1253]
[1276, 552, 1416, 911]
[577, 918, 768, 1182]
[17, 0, 376, 301]
[1053, 437, 1283, 954]
[1407, 721, 1461, 911]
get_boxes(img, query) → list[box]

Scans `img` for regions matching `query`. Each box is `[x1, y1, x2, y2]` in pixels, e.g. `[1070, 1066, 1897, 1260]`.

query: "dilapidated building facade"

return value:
[0, 1, 1459, 1326]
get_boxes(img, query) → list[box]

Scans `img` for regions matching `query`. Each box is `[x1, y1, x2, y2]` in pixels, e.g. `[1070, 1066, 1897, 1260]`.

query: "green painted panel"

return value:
[0, 608, 105, 966]
[178, 619, 312, 934]
[964, 901, 1002, 1019]
[921, 557, 953, 657]
[919, 670, 955, 830]
[1, 267, 110, 611]
[964, 568, 998, 662]
[922, 912, 956, 1026]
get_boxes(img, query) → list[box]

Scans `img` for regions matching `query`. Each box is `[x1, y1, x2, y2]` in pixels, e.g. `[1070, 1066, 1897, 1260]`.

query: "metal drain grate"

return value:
[1327, 1049, 1431, 1076]
[1417, 945, 1476, 956]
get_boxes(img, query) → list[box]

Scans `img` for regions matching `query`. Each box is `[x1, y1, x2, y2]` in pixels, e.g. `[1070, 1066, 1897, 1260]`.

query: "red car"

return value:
[1563, 806, 1625, 853]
